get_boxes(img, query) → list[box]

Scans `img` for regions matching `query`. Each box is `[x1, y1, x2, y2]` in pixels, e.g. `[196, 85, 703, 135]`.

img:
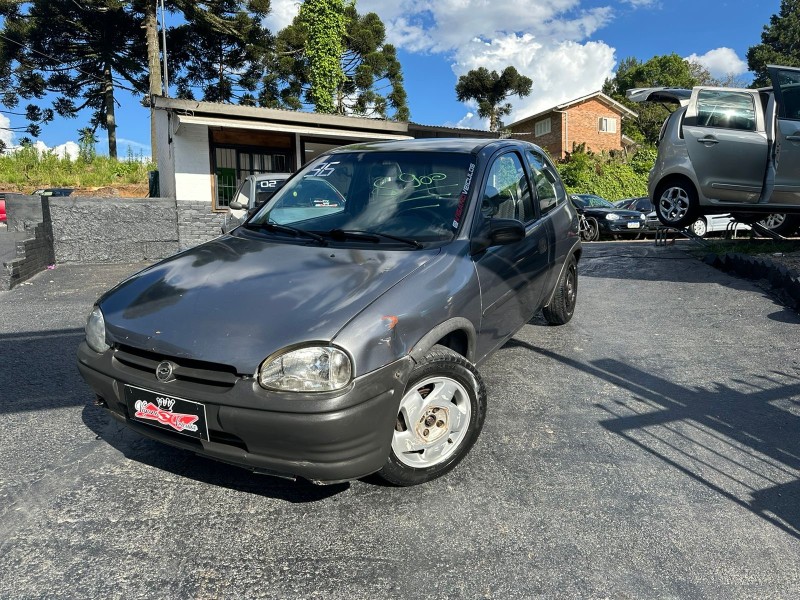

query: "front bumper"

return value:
[599, 219, 645, 235]
[77, 341, 415, 483]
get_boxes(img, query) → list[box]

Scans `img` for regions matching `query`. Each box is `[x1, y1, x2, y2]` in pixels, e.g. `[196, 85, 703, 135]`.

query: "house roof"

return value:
[152, 96, 497, 140]
[507, 91, 638, 129]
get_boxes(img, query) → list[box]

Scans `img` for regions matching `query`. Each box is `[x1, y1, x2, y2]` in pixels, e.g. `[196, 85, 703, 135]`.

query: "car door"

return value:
[472, 150, 551, 356]
[768, 66, 800, 205]
[683, 87, 767, 202]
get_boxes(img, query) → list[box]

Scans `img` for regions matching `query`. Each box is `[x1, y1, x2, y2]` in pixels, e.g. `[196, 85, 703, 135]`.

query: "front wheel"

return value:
[378, 346, 486, 486]
[581, 216, 599, 241]
[655, 181, 698, 228]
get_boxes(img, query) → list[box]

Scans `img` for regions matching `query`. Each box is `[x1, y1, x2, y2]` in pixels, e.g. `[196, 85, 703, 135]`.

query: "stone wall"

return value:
[1, 222, 54, 289]
[4, 194, 44, 233]
[48, 196, 181, 263]
[176, 200, 225, 251]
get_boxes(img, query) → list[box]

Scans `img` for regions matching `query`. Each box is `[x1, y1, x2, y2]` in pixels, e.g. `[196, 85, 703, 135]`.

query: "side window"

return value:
[773, 68, 800, 120]
[232, 179, 251, 208]
[481, 152, 534, 223]
[526, 150, 565, 216]
[696, 90, 756, 131]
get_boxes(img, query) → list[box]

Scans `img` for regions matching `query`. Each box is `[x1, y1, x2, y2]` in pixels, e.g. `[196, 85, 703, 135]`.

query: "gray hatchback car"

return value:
[77, 138, 581, 486]
[628, 65, 800, 230]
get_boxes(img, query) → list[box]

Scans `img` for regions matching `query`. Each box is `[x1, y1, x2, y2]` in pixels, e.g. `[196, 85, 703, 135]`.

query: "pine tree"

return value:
[0, 1, 147, 159]
[746, 0, 800, 88]
[267, 0, 409, 120]
[455, 67, 532, 132]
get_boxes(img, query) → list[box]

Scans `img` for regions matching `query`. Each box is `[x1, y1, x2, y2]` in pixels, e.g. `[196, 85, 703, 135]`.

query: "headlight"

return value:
[639, 213, 646, 220]
[606, 213, 620, 221]
[259, 346, 352, 392]
[85, 306, 110, 353]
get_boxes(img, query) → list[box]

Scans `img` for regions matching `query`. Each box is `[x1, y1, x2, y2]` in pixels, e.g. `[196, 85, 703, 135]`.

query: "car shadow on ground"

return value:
[81, 404, 351, 502]
[505, 338, 800, 541]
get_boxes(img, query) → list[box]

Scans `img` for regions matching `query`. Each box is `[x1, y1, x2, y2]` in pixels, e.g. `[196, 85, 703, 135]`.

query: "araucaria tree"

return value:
[0, 1, 147, 158]
[170, 0, 273, 104]
[267, 0, 409, 120]
[747, 0, 800, 87]
[455, 66, 533, 132]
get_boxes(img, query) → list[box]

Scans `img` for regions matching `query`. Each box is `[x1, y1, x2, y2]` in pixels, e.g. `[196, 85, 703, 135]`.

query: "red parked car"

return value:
[0, 193, 7, 223]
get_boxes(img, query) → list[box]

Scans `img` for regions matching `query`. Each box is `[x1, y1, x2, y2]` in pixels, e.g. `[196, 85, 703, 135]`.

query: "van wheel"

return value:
[378, 345, 486, 486]
[655, 182, 698, 228]
[758, 213, 800, 236]
[543, 255, 578, 325]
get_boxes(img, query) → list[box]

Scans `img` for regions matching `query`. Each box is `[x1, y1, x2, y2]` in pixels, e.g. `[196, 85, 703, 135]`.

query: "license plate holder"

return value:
[124, 385, 209, 441]
[627, 222, 641, 228]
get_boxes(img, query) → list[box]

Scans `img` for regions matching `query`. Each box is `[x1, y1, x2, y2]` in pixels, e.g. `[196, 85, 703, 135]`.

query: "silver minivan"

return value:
[628, 65, 800, 232]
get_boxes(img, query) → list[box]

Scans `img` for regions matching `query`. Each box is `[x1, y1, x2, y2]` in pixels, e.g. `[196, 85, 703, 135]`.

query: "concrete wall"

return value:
[174, 122, 212, 203]
[1, 222, 54, 289]
[176, 200, 225, 250]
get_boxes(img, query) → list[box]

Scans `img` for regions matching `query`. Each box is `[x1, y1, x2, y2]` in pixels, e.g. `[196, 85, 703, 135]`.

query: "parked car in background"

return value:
[570, 193, 646, 240]
[32, 188, 74, 197]
[0, 193, 7, 223]
[644, 211, 751, 238]
[77, 138, 582, 486]
[223, 173, 292, 233]
[618, 196, 653, 213]
[627, 65, 800, 229]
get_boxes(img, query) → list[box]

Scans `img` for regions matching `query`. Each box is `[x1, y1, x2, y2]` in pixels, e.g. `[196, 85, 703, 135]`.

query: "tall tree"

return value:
[267, 0, 409, 120]
[603, 53, 699, 144]
[747, 0, 800, 88]
[170, 0, 272, 104]
[455, 66, 532, 132]
[0, 0, 147, 158]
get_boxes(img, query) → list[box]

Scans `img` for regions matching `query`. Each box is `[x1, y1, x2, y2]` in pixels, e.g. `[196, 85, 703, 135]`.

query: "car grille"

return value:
[113, 344, 239, 392]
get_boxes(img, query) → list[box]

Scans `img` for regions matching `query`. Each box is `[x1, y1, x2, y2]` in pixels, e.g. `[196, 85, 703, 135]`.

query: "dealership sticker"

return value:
[134, 400, 199, 433]
[452, 162, 476, 229]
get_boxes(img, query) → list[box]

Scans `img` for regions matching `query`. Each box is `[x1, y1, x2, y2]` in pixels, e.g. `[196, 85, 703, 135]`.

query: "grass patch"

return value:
[0, 146, 155, 191]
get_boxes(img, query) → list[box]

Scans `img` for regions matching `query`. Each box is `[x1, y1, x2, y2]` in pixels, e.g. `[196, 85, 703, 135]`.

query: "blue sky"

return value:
[0, 0, 782, 157]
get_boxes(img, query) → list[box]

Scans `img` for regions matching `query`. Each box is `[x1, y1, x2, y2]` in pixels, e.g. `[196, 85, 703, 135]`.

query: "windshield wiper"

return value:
[245, 222, 327, 245]
[317, 229, 423, 249]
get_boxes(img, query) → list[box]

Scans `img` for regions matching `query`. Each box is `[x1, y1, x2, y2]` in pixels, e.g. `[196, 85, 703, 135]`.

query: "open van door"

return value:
[767, 65, 800, 205]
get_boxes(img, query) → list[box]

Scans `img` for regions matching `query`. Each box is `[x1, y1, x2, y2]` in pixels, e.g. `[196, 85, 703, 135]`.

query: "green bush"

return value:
[555, 145, 654, 201]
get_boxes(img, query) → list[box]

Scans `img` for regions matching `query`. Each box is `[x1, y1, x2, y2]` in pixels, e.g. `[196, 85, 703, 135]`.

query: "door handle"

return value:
[787, 134, 800, 141]
[697, 136, 719, 144]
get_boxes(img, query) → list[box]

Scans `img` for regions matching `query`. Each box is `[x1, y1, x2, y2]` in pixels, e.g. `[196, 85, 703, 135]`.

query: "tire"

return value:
[581, 216, 599, 241]
[655, 181, 698, 228]
[543, 255, 578, 325]
[689, 217, 707, 238]
[378, 345, 486, 486]
[758, 213, 800, 236]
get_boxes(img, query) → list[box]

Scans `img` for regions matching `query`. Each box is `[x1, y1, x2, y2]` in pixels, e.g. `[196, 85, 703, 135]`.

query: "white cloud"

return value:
[32, 140, 80, 160]
[261, 1, 620, 129]
[685, 47, 748, 77]
[0, 114, 14, 148]
[263, 0, 301, 33]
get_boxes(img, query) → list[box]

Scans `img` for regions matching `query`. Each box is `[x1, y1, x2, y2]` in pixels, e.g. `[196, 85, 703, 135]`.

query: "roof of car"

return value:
[327, 137, 524, 155]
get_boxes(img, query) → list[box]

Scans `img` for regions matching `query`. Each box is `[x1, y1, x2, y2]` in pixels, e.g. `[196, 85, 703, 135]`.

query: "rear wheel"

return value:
[378, 346, 486, 486]
[543, 255, 578, 325]
[655, 181, 698, 228]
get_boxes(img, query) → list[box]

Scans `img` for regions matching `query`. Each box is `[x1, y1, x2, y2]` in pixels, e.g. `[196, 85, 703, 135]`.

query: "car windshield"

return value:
[250, 151, 474, 245]
[572, 195, 615, 209]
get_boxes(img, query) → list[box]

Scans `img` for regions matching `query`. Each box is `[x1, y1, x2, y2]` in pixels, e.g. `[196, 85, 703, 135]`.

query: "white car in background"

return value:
[223, 173, 292, 233]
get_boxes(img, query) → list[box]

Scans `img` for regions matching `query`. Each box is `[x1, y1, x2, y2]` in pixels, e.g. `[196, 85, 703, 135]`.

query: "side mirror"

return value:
[471, 218, 525, 254]
[229, 200, 244, 210]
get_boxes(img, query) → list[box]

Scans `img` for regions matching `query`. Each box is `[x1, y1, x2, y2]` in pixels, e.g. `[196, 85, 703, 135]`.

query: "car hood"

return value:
[581, 208, 643, 218]
[99, 234, 440, 373]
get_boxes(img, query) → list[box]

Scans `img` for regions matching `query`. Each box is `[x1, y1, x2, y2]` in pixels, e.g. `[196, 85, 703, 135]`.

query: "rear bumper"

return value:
[77, 341, 414, 483]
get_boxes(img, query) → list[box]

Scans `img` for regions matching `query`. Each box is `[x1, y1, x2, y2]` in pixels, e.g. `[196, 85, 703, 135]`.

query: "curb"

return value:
[707, 252, 800, 308]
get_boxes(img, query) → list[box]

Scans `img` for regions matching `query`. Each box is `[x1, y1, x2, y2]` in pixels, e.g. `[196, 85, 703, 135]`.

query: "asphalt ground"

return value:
[1, 241, 799, 599]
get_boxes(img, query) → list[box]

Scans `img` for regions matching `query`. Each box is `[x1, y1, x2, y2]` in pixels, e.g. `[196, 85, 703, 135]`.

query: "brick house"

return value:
[507, 91, 637, 159]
